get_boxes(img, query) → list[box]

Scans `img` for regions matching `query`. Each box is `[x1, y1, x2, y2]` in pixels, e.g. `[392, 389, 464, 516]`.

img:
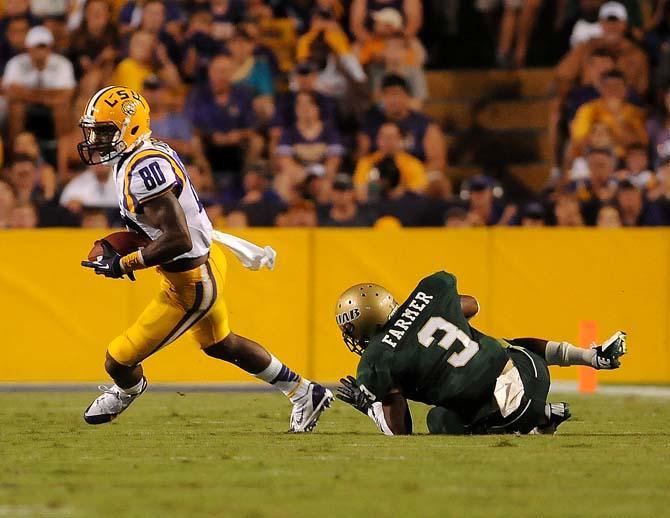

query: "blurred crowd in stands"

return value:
[2, 0, 670, 230]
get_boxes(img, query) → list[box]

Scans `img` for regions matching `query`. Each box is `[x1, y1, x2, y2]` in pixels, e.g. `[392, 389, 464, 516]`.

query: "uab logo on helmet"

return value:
[336, 308, 361, 326]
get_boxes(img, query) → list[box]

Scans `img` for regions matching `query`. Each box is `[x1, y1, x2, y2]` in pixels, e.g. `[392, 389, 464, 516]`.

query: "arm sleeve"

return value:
[356, 352, 394, 403]
[570, 103, 594, 142]
[356, 354, 408, 435]
[296, 31, 317, 62]
[401, 155, 428, 191]
[126, 155, 178, 208]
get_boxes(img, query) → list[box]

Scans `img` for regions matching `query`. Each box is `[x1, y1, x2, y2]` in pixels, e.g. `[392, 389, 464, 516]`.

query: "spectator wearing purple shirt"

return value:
[271, 61, 338, 130]
[359, 74, 446, 173]
[233, 161, 286, 227]
[269, 61, 338, 159]
[616, 179, 664, 226]
[460, 175, 510, 227]
[275, 92, 344, 201]
[185, 53, 259, 181]
[318, 173, 374, 227]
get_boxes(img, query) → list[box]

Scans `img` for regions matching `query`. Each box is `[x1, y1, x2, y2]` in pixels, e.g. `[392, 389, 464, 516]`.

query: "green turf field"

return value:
[1, 391, 669, 518]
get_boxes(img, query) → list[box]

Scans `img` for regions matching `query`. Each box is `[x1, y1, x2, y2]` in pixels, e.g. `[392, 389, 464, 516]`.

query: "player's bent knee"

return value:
[202, 332, 236, 360]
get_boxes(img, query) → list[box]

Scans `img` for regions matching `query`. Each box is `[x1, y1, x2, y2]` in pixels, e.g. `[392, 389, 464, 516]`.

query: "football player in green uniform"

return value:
[334, 271, 627, 435]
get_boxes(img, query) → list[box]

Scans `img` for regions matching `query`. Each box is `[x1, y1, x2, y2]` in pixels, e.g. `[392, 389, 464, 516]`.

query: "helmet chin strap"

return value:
[99, 145, 125, 165]
[114, 116, 152, 158]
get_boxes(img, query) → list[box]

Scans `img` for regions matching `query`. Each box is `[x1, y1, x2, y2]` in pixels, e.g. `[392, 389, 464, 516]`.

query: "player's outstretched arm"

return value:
[337, 377, 411, 435]
[130, 191, 193, 268]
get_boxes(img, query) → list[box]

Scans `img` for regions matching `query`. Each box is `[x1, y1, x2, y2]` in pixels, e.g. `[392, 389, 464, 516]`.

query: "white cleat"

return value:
[83, 377, 147, 425]
[289, 382, 333, 433]
[592, 331, 627, 370]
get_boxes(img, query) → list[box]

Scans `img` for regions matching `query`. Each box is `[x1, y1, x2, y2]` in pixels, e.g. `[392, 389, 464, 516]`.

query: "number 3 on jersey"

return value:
[417, 317, 480, 367]
[138, 161, 166, 191]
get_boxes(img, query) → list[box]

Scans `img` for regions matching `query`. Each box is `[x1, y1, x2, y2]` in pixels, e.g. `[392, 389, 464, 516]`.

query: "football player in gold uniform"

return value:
[80, 86, 332, 431]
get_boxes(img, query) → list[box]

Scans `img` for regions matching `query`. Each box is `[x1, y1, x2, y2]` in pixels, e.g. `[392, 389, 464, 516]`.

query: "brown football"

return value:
[87, 231, 151, 261]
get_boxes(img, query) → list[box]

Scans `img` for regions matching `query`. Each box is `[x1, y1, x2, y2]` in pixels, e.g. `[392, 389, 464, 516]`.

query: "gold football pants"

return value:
[108, 245, 231, 366]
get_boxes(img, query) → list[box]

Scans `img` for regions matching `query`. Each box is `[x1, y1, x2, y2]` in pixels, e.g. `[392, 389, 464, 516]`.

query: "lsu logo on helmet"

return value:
[77, 86, 151, 165]
[121, 100, 137, 116]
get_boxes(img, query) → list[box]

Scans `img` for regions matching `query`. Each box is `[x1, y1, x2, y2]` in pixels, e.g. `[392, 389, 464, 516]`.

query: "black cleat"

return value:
[592, 331, 627, 370]
[533, 402, 571, 435]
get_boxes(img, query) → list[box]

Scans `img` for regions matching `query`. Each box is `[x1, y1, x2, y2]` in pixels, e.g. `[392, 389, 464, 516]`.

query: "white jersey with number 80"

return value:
[113, 138, 213, 261]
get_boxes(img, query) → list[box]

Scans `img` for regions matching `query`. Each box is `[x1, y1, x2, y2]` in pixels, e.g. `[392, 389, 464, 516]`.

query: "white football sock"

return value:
[118, 377, 144, 395]
[253, 355, 310, 402]
[545, 341, 596, 367]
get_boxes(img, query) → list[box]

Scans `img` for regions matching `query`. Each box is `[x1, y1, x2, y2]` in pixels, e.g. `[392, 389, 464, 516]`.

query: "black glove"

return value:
[81, 240, 135, 281]
[336, 375, 374, 415]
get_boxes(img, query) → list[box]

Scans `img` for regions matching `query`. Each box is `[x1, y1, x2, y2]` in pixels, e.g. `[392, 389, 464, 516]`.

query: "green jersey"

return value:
[356, 271, 509, 412]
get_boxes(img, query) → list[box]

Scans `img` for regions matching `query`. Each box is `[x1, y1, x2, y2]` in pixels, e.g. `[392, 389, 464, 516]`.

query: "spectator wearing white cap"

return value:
[350, 0, 423, 44]
[2, 25, 75, 146]
[556, 2, 649, 102]
[356, 7, 425, 68]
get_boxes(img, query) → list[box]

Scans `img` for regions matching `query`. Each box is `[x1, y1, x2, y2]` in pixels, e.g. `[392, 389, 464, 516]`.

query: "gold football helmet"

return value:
[78, 86, 151, 165]
[335, 283, 398, 355]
